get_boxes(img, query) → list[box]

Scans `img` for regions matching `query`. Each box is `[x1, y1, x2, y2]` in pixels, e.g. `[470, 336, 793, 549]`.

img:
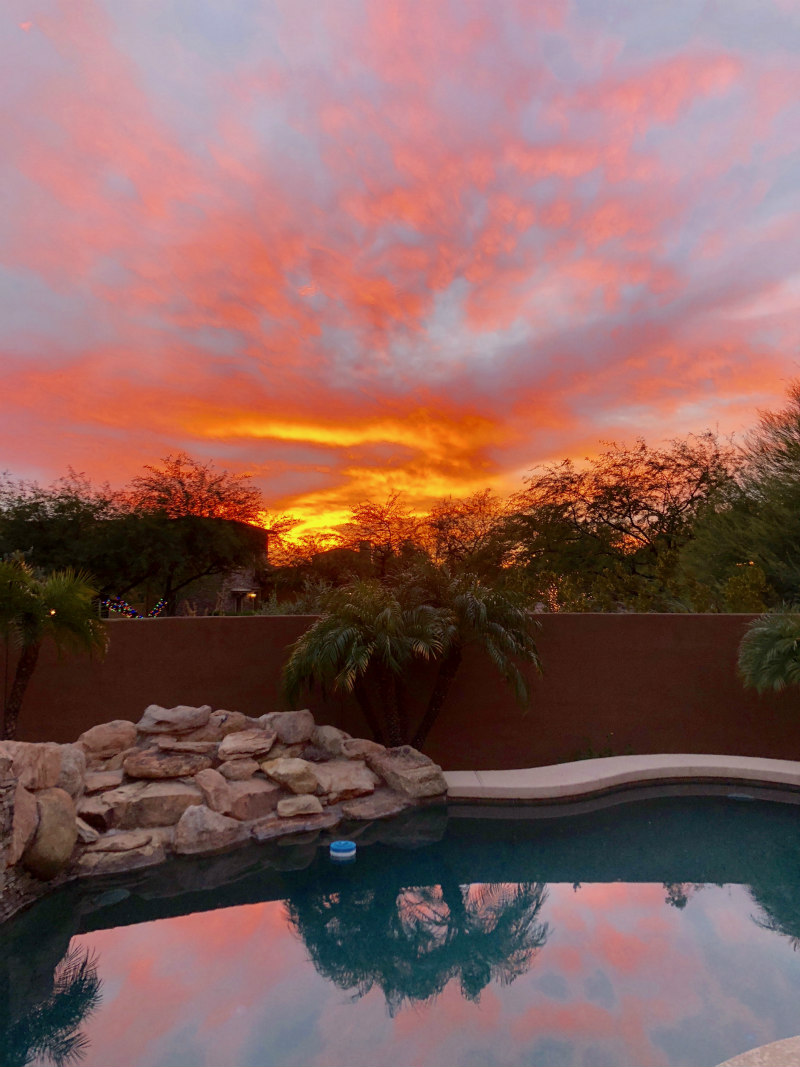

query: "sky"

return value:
[2, 1, 800, 533]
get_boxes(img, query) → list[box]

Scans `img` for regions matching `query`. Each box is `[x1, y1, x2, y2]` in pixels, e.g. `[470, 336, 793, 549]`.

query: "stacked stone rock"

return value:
[0, 705, 448, 884]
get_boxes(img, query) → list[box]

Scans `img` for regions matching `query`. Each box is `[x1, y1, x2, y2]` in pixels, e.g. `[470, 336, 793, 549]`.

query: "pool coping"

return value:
[443, 753, 800, 802]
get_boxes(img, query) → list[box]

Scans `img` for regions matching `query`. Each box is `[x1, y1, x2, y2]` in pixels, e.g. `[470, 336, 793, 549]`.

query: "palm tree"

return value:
[0, 559, 108, 740]
[397, 564, 542, 749]
[282, 568, 542, 749]
[282, 579, 449, 746]
[737, 606, 800, 696]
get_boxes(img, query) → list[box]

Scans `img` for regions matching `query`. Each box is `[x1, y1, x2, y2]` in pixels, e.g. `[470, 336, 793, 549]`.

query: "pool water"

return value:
[7, 790, 800, 1067]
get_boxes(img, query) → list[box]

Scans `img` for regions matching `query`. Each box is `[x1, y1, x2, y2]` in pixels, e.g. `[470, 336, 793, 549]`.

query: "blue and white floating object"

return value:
[329, 840, 357, 862]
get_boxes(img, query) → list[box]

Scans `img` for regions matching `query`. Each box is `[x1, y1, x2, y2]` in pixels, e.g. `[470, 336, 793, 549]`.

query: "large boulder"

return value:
[225, 779, 281, 821]
[312, 759, 379, 803]
[22, 788, 77, 880]
[260, 758, 318, 795]
[174, 806, 249, 855]
[116, 781, 204, 829]
[218, 728, 276, 761]
[0, 741, 62, 791]
[277, 795, 323, 818]
[312, 725, 350, 757]
[136, 704, 212, 735]
[8, 782, 39, 865]
[193, 768, 231, 813]
[56, 744, 87, 800]
[77, 720, 137, 759]
[80, 780, 202, 830]
[261, 710, 315, 745]
[366, 746, 448, 798]
[122, 750, 213, 779]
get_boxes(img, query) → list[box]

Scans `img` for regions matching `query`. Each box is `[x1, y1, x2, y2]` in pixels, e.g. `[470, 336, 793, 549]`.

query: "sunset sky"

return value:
[3, 1, 800, 532]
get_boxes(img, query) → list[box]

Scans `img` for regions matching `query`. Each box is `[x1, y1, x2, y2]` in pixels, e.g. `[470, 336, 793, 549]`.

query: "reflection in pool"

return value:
[6, 791, 800, 1067]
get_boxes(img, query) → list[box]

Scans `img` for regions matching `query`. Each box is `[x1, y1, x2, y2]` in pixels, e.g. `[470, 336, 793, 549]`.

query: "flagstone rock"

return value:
[277, 795, 324, 818]
[0, 741, 62, 791]
[8, 783, 39, 866]
[251, 810, 341, 843]
[136, 703, 212, 735]
[218, 728, 276, 760]
[264, 742, 307, 761]
[366, 746, 448, 798]
[156, 738, 218, 755]
[312, 759, 379, 803]
[84, 770, 124, 794]
[77, 793, 116, 832]
[312, 725, 351, 757]
[56, 744, 87, 800]
[22, 788, 77, 880]
[85, 830, 153, 853]
[75, 839, 166, 877]
[123, 749, 213, 779]
[77, 720, 137, 759]
[183, 709, 249, 742]
[218, 758, 259, 781]
[174, 805, 249, 855]
[97, 746, 138, 771]
[261, 710, 315, 745]
[194, 768, 231, 813]
[75, 817, 100, 844]
[340, 790, 414, 821]
[226, 779, 281, 821]
[260, 757, 318, 795]
[340, 738, 386, 761]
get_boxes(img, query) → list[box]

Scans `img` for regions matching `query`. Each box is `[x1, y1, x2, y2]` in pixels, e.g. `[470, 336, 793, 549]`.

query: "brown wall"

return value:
[8, 614, 800, 770]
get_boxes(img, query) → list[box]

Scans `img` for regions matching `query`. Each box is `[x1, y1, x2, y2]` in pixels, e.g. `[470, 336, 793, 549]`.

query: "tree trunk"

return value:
[3, 641, 41, 741]
[412, 646, 462, 750]
[379, 665, 405, 748]
[354, 684, 387, 746]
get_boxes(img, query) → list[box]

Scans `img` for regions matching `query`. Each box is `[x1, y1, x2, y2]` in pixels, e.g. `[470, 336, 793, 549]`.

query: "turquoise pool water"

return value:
[7, 788, 800, 1067]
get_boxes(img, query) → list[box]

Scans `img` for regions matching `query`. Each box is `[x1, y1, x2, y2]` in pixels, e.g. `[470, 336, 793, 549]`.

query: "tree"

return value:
[512, 433, 736, 610]
[0, 559, 108, 740]
[282, 567, 541, 749]
[337, 491, 427, 577]
[737, 607, 800, 696]
[396, 564, 542, 749]
[125, 452, 264, 523]
[282, 579, 448, 746]
[426, 489, 514, 576]
[684, 384, 800, 605]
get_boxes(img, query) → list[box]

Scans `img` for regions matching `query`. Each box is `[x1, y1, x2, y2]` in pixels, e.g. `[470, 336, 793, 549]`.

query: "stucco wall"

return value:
[7, 614, 800, 770]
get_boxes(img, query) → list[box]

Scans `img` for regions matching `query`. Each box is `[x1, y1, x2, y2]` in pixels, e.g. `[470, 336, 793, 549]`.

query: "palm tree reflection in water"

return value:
[0, 944, 101, 1067]
[285, 878, 549, 1015]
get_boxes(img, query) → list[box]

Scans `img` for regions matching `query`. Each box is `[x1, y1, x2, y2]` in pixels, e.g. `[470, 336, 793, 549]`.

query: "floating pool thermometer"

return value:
[330, 840, 356, 862]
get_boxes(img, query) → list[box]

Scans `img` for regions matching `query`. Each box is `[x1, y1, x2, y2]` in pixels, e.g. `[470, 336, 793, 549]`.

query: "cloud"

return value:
[1, 0, 799, 526]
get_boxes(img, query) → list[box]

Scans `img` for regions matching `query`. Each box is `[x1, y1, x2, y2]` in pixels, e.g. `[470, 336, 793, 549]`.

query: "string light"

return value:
[101, 596, 167, 618]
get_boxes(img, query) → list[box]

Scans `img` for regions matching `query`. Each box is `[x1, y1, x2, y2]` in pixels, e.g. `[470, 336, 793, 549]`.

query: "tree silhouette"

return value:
[0, 944, 102, 1067]
[285, 872, 548, 1015]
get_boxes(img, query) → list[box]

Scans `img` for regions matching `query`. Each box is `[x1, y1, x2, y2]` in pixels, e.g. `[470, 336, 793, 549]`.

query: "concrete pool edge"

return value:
[443, 753, 800, 802]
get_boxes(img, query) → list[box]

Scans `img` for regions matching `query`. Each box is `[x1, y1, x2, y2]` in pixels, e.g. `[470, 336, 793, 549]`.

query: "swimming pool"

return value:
[7, 788, 800, 1067]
